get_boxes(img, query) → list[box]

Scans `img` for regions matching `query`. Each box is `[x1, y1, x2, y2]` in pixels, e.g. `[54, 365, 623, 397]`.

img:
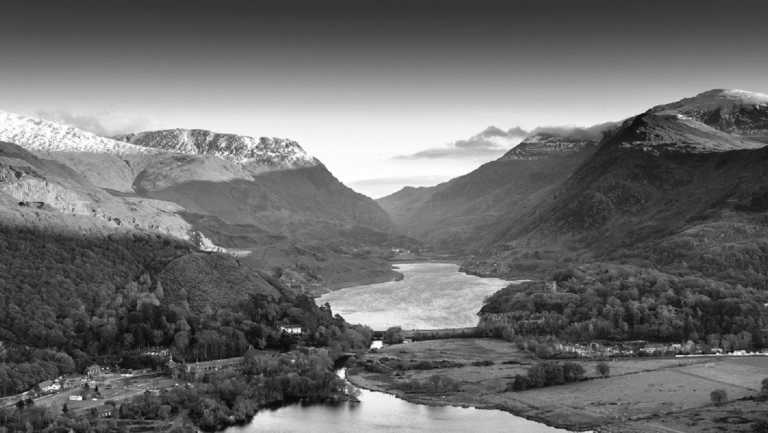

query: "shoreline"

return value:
[324, 268, 403, 292]
[348, 338, 768, 433]
[346, 370, 590, 432]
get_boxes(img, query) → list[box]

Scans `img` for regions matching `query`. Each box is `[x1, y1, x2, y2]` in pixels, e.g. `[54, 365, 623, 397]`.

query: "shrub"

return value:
[710, 389, 728, 406]
[596, 362, 610, 378]
[563, 362, 585, 382]
[382, 327, 404, 345]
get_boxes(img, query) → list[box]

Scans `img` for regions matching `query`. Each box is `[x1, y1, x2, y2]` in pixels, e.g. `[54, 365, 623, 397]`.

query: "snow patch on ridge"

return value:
[117, 129, 320, 169]
[0, 111, 157, 155]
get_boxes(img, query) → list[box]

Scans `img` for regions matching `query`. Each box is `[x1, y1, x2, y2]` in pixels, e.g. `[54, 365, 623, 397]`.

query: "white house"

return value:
[39, 381, 61, 393]
[280, 324, 303, 335]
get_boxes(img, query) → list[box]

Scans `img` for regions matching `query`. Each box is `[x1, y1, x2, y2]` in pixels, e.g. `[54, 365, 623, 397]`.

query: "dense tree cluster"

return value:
[0, 347, 76, 396]
[398, 374, 461, 394]
[382, 326, 404, 345]
[0, 227, 372, 397]
[0, 350, 349, 432]
[480, 263, 768, 348]
[509, 361, 585, 391]
[115, 349, 347, 431]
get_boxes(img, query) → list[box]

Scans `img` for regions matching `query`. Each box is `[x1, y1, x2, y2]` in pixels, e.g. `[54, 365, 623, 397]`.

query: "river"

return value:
[222, 263, 568, 433]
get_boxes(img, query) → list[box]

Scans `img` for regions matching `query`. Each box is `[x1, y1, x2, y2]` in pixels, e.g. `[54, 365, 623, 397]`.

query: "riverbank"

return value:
[325, 268, 403, 292]
[348, 338, 768, 432]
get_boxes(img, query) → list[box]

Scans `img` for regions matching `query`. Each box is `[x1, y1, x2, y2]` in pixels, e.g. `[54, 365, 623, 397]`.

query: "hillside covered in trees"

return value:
[479, 263, 768, 350]
[0, 225, 372, 397]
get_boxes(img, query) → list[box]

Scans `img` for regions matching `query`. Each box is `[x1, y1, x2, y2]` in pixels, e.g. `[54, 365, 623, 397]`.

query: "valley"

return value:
[3, 88, 768, 433]
[3, 1, 767, 432]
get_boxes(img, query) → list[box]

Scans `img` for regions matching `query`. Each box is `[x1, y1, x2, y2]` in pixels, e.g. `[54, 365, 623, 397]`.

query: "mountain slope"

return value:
[463, 89, 768, 288]
[379, 124, 614, 251]
[121, 128, 395, 238]
[0, 140, 191, 238]
[0, 111, 158, 191]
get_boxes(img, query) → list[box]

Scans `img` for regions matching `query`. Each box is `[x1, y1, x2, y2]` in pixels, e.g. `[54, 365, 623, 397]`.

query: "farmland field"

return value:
[350, 339, 768, 432]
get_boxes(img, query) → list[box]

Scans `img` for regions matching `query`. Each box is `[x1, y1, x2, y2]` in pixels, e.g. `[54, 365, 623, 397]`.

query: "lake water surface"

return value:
[317, 262, 515, 329]
[222, 369, 570, 433]
[222, 263, 568, 433]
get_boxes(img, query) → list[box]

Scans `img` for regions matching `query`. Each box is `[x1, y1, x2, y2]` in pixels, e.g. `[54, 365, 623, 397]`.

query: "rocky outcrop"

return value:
[0, 141, 192, 239]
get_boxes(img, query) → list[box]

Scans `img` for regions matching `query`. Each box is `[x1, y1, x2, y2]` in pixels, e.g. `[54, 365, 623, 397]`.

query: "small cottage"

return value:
[280, 323, 303, 335]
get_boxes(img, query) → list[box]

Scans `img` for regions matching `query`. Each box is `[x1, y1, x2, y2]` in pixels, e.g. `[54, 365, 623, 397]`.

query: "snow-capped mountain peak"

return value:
[116, 129, 319, 168]
[644, 88, 768, 145]
[0, 110, 155, 155]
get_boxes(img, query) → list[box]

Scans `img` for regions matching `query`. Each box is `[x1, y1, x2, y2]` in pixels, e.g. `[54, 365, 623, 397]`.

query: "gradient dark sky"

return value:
[2, 0, 767, 197]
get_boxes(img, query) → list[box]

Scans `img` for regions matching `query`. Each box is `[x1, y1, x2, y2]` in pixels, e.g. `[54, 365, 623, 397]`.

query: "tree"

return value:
[710, 389, 727, 405]
[382, 327, 404, 345]
[596, 362, 610, 378]
[563, 362, 585, 382]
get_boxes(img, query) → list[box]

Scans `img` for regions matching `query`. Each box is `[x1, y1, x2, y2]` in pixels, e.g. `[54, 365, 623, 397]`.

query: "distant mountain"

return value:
[116, 129, 319, 168]
[396, 125, 528, 160]
[463, 89, 768, 289]
[118, 128, 395, 238]
[501, 123, 614, 160]
[0, 113, 404, 293]
[379, 123, 614, 251]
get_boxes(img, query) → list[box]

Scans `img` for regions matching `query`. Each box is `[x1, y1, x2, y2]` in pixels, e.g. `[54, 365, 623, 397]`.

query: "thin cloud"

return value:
[34, 110, 150, 137]
[395, 126, 528, 160]
[531, 122, 618, 141]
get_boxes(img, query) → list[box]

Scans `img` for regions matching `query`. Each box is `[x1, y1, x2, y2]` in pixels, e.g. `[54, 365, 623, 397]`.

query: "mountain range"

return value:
[379, 122, 616, 251]
[0, 112, 406, 294]
[386, 88, 768, 290]
[3, 88, 768, 292]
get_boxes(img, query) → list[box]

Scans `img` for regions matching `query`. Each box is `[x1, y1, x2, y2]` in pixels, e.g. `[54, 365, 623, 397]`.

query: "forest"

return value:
[479, 263, 768, 349]
[0, 349, 351, 432]
[0, 226, 372, 397]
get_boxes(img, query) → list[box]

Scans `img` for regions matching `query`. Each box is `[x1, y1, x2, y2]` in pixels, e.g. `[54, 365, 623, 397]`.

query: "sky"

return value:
[1, 0, 767, 198]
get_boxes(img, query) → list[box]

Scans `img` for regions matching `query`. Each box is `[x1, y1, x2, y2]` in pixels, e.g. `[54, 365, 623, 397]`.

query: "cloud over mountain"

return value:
[34, 110, 150, 137]
[395, 126, 528, 160]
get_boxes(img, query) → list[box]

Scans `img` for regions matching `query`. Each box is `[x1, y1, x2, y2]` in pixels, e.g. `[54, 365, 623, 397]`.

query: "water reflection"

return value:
[318, 263, 515, 329]
[222, 369, 571, 433]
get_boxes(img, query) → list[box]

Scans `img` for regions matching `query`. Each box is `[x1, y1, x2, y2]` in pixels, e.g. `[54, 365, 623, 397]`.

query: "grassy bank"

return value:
[349, 338, 768, 432]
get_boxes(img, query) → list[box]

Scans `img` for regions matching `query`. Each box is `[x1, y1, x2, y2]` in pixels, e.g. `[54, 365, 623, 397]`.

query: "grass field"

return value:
[350, 339, 768, 432]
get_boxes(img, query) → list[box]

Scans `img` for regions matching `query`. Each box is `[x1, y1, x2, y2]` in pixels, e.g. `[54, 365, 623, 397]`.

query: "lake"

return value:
[317, 262, 515, 329]
[222, 369, 571, 433]
[221, 263, 568, 433]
